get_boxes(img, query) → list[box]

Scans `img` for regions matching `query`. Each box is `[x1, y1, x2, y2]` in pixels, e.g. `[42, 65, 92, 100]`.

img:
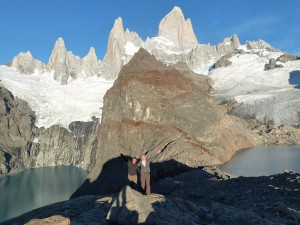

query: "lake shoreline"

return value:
[0, 166, 87, 223]
[2, 168, 299, 225]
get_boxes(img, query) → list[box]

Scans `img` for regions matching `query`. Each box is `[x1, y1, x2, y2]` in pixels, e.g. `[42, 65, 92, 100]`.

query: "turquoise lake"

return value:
[220, 145, 300, 177]
[0, 166, 87, 223]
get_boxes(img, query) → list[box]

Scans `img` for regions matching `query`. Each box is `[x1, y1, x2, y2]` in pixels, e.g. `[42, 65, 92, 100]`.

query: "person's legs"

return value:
[145, 173, 151, 195]
[141, 173, 146, 193]
[132, 175, 138, 185]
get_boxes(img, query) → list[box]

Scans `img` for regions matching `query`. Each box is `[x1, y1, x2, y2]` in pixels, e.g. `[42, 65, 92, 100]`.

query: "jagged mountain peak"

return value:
[218, 34, 241, 49]
[23, 50, 33, 56]
[170, 6, 184, 17]
[158, 6, 198, 51]
[86, 47, 96, 57]
[12, 50, 45, 74]
[110, 17, 125, 40]
[54, 37, 66, 48]
[246, 39, 275, 50]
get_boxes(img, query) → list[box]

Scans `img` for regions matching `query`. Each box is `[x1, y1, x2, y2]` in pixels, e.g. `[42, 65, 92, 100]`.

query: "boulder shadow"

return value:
[72, 156, 129, 197]
[289, 70, 300, 89]
[71, 156, 195, 198]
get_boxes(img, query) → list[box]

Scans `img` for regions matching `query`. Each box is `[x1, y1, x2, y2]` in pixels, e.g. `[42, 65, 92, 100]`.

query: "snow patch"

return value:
[125, 42, 139, 56]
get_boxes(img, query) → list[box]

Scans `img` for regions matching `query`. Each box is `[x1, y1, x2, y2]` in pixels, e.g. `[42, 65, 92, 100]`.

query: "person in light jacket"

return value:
[137, 150, 161, 195]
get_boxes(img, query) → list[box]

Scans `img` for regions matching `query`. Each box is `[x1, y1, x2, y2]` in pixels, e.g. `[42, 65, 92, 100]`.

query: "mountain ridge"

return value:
[9, 6, 277, 83]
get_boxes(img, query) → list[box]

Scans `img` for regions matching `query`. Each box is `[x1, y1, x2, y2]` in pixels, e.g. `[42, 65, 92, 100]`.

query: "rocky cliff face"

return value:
[76, 49, 260, 196]
[0, 86, 100, 174]
[0, 86, 36, 174]
[28, 119, 99, 171]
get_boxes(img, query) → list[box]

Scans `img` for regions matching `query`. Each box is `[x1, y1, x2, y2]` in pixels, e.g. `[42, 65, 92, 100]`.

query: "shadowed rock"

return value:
[213, 54, 232, 68]
[264, 58, 283, 70]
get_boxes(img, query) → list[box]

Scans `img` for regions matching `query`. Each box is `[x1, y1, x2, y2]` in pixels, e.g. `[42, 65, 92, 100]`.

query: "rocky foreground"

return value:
[2, 168, 300, 225]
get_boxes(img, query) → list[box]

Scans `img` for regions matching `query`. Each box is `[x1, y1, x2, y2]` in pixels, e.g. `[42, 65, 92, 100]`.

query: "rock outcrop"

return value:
[248, 119, 300, 145]
[264, 58, 283, 70]
[158, 6, 198, 51]
[12, 51, 46, 74]
[74, 48, 260, 196]
[276, 53, 299, 63]
[246, 39, 275, 51]
[213, 54, 232, 68]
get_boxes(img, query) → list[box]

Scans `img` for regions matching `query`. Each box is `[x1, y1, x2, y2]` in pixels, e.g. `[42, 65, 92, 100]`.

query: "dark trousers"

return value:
[141, 172, 151, 195]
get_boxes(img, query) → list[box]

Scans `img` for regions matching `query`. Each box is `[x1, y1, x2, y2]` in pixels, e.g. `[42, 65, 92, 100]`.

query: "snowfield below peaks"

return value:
[0, 66, 114, 129]
[210, 48, 300, 125]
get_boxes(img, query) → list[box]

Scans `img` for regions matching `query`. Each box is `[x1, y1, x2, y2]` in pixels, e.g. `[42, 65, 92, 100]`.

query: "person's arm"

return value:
[136, 160, 141, 167]
[147, 150, 162, 162]
[136, 166, 141, 174]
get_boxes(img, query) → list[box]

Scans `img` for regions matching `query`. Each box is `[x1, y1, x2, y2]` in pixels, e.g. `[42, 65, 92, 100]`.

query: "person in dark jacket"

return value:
[120, 154, 140, 190]
[137, 150, 161, 195]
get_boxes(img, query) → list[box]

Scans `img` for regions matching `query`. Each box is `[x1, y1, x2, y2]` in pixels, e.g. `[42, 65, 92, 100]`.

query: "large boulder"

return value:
[25, 215, 70, 225]
[74, 48, 260, 196]
[107, 186, 154, 224]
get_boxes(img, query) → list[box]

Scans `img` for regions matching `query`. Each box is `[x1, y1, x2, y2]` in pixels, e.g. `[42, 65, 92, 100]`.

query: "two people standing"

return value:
[121, 150, 161, 195]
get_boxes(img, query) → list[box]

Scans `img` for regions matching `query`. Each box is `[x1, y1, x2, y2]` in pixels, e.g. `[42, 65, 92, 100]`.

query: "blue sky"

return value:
[0, 0, 299, 64]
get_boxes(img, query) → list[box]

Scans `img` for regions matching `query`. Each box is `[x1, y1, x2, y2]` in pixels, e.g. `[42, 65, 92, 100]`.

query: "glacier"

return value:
[209, 47, 300, 125]
[0, 66, 113, 129]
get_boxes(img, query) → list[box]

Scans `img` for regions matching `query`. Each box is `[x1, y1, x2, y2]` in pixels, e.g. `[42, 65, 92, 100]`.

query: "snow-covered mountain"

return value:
[1, 5, 300, 129]
[9, 6, 241, 83]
